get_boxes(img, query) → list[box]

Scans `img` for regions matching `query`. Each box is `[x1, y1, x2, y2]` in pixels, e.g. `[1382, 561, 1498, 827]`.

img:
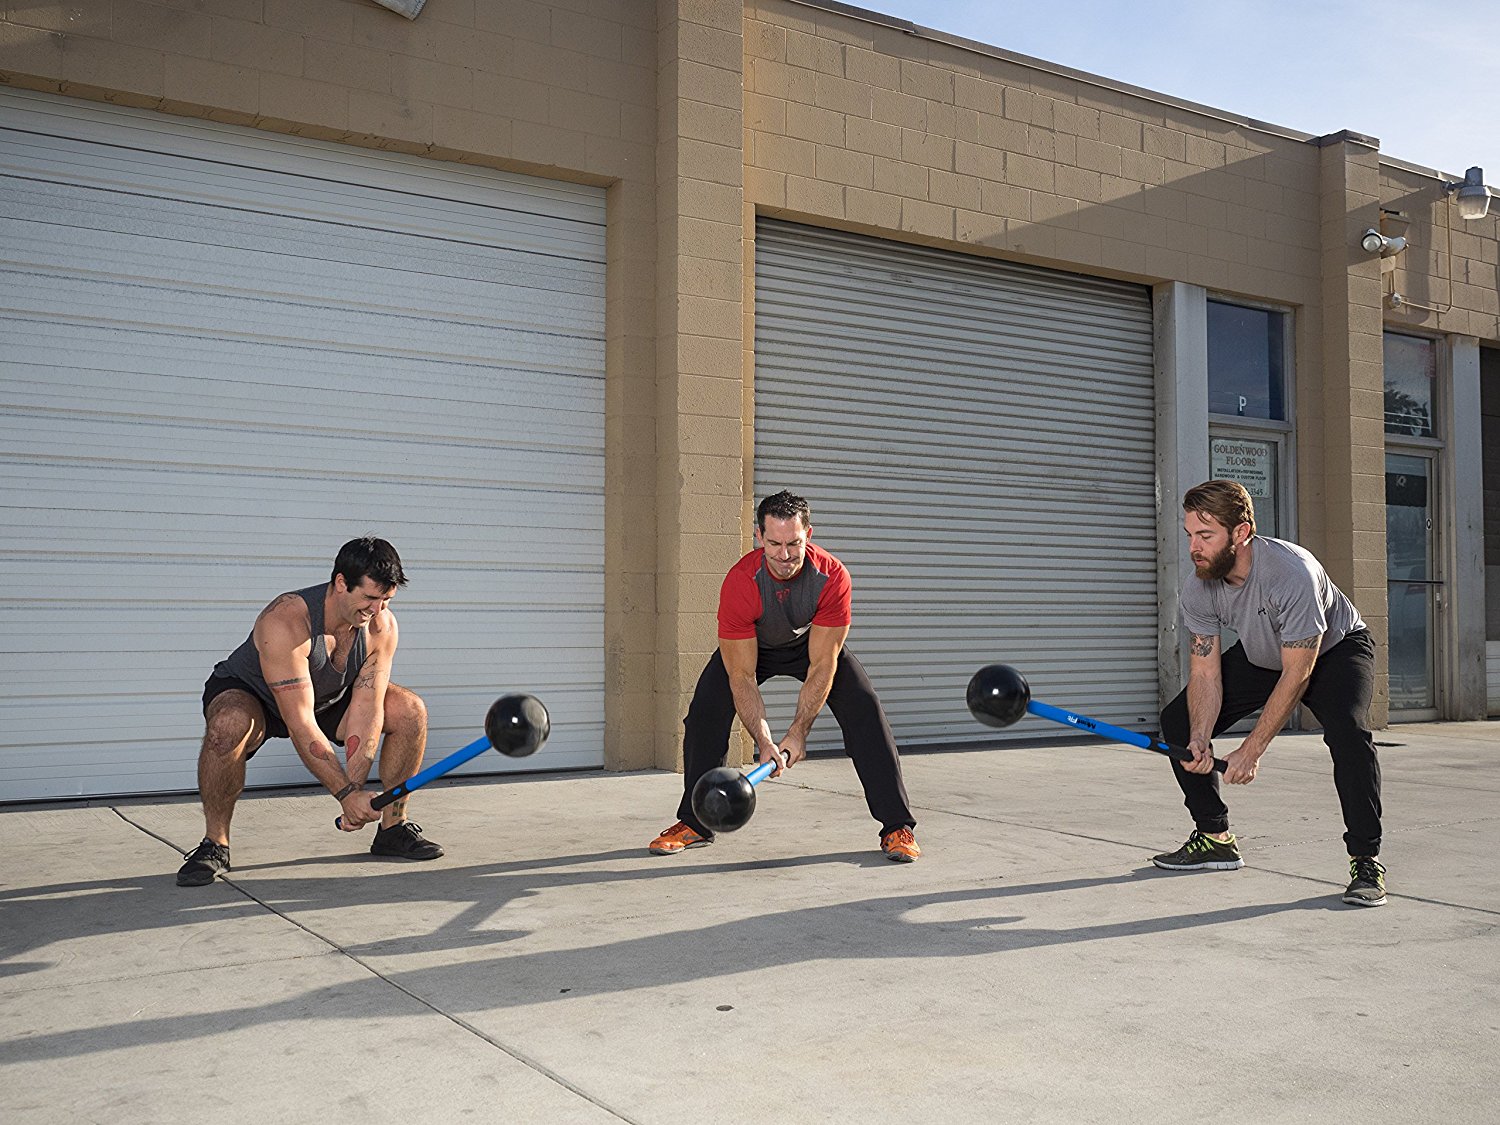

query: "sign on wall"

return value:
[1210, 436, 1279, 537]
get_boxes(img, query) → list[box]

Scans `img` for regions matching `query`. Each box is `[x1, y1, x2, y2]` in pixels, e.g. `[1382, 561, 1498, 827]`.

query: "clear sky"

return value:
[861, 0, 1498, 181]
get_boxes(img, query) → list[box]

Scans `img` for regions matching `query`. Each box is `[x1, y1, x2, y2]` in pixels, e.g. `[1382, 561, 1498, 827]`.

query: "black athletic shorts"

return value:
[202, 674, 352, 757]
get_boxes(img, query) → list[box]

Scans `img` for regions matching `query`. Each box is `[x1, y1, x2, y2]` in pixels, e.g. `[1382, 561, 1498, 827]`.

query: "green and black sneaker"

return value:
[1342, 856, 1387, 906]
[1152, 829, 1244, 871]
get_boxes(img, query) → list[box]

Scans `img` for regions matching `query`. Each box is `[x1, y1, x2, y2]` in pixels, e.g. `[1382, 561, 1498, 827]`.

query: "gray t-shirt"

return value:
[1181, 535, 1365, 670]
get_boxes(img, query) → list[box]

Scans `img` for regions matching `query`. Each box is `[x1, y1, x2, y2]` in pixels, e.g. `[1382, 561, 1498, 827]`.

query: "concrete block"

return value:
[1053, 99, 1100, 139]
[475, 0, 548, 41]
[955, 139, 1003, 181]
[844, 185, 901, 229]
[786, 99, 843, 145]
[785, 27, 842, 76]
[1005, 152, 1054, 193]
[845, 115, 901, 159]
[928, 168, 979, 210]
[8, 0, 112, 35]
[552, 6, 624, 61]
[980, 179, 1030, 220]
[211, 15, 304, 76]
[745, 18, 786, 63]
[956, 207, 1006, 243]
[873, 158, 927, 199]
[302, 37, 393, 94]
[756, 132, 816, 177]
[430, 103, 511, 157]
[511, 116, 587, 169]
[746, 56, 814, 104]
[392, 56, 474, 110]
[816, 144, 874, 189]
[258, 72, 350, 130]
[681, 137, 744, 193]
[844, 44, 899, 89]
[113, 0, 213, 57]
[472, 70, 546, 123]
[163, 52, 256, 110]
[551, 84, 621, 136]
[813, 71, 870, 117]
[975, 111, 1026, 151]
[954, 72, 1000, 113]
[871, 86, 925, 130]
[745, 164, 787, 207]
[347, 88, 433, 144]
[1143, 123, 1187, 162]
[901, 127, 953, 170]
[786, 172, 844, 217]
[900, 58, 952, 104]
[1055, 164, 1101, 203]
[745, 90, 786, 134]
[901, 196, 954, 240]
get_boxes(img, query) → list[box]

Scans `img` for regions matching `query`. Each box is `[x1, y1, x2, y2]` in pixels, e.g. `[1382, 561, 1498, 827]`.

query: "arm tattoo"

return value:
[354, 665, 378, 691]
[309, 742, 338, 763]
[1189, 633, 1216, 658]
[255, 591, 303, 625]
[269, 677, 311, 694]
[1284, 636, 1321, 650]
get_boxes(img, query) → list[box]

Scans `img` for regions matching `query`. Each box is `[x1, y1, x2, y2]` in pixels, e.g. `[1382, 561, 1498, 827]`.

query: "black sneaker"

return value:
[1343, 856, 1387, 906]
[176, 838, 231, 886]
[1152, 829, 1244, 871]
[369, 821, 444, 861]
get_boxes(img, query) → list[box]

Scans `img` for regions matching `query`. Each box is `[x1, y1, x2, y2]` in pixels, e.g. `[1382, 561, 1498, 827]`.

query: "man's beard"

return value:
[1194, 542, 1237, 581]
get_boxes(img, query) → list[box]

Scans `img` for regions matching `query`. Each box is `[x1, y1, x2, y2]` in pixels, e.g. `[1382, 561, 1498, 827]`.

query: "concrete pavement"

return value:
[2, 722, 1498, 1124]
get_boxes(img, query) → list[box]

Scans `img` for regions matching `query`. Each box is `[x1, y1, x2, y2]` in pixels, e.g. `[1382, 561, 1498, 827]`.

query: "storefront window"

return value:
[1384, 333, 1436, 437]
[1208, 300, 1286, 420]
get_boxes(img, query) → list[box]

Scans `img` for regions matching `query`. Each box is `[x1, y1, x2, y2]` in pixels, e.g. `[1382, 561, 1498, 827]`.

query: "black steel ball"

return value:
[484, 694, 551, 758]
[966, 663, 1031, 729]
[691, 766, 757, 833]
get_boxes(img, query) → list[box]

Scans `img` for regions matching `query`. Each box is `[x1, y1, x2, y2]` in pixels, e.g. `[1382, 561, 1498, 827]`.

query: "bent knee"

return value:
[202, 702, 263, 759]
[384, 684, 428, 730]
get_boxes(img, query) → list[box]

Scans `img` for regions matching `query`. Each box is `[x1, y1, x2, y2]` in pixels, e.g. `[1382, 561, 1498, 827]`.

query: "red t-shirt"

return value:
[717, 542, 852, 649]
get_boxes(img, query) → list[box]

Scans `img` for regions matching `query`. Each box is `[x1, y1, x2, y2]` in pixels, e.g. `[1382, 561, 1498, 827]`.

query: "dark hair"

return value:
[1182, 480, 1256, 537]
[332, 537, 407, 591]
[756, 490, 811, 532]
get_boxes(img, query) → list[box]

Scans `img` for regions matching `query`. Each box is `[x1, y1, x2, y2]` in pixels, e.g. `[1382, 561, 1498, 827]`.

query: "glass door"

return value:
[1385, 452, 1440, 719]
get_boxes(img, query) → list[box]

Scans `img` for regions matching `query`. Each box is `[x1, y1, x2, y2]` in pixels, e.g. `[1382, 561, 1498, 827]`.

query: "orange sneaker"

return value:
[881, 827, 920, 863]
[649, 821, 710, 855]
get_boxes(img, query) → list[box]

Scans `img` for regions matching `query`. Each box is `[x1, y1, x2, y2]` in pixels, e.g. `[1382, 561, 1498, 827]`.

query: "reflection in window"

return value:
[1208, 301, 1286, 420]
[1384, 333, 1435, 437]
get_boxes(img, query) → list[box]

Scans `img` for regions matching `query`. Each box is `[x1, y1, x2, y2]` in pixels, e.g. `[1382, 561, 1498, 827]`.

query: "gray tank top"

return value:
[214, 584, 368, 715]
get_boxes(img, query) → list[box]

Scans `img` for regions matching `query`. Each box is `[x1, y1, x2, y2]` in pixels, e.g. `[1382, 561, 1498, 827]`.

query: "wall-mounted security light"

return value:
[1361, 228, 1407, 256]
[1442, 166, 1492, 220]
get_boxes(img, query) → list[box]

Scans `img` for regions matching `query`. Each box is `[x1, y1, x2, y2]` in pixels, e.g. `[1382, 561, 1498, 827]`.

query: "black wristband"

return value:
[332, 782, 358, 801]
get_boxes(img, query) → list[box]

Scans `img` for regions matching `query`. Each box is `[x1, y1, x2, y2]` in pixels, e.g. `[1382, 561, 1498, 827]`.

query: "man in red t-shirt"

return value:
[649, 490, 919, 861]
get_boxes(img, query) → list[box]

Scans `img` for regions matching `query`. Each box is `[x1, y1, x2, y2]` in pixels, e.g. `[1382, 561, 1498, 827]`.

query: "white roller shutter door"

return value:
[0, 89, 606, 800]
[754, 220, 1158, 750]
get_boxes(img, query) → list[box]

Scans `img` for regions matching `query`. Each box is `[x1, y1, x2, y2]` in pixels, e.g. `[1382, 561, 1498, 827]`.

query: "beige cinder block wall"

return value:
[741, 0, 1411, 722]
[653, 0, 747, 769]
[1314, 134, 1388, 726]
[0, 0, 669, 768]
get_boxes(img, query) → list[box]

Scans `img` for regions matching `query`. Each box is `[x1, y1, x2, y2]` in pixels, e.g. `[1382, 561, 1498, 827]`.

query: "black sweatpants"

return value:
[676, 644, 915, 839]
[1160, 629, 1381, 856]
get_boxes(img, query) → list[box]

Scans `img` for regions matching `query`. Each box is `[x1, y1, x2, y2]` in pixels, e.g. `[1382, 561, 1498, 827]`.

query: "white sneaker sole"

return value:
[1152, 857, 1245, 871]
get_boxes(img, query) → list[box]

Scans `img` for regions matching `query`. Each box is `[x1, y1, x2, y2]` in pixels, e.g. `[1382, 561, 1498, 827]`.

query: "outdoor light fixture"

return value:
[1442, 166, 1492, 220]
[1361, 228, 1407, 256]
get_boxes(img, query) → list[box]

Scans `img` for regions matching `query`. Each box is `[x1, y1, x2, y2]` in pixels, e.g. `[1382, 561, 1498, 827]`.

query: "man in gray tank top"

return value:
[176, 537, 442, 886]
[1150, 481, 1386, 906]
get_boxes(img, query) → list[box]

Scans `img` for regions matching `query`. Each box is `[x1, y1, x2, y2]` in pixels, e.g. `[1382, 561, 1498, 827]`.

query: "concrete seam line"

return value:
[112, 808, 648, 1125]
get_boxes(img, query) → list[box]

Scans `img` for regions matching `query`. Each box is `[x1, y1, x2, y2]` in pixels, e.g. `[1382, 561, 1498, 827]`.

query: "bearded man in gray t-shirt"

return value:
[1151, 480, 1387, 907]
